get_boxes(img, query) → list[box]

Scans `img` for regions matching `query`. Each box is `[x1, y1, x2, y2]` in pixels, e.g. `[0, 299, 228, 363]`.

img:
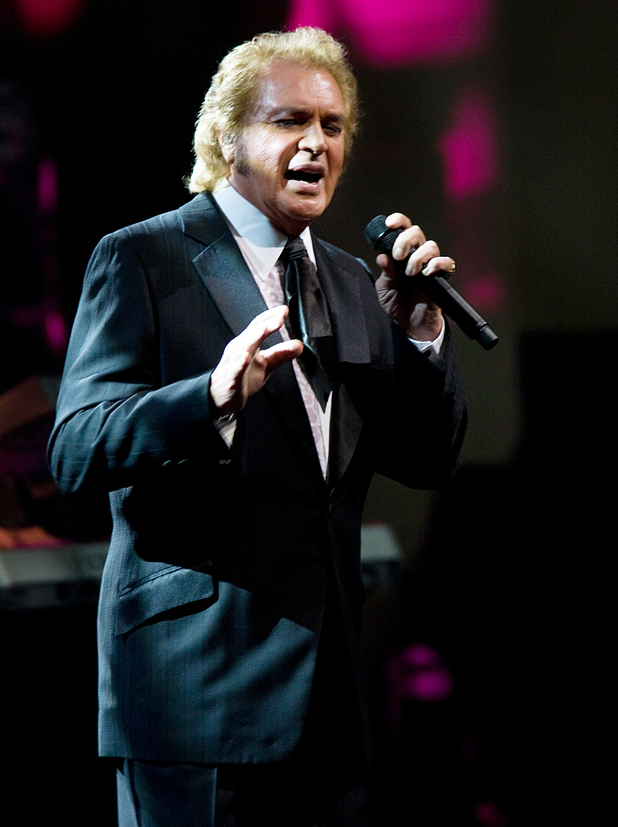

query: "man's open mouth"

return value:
[285, 169, 324, 184]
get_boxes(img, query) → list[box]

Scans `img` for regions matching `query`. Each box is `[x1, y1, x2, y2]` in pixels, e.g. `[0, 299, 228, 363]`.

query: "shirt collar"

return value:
[212, 179, 316, 283]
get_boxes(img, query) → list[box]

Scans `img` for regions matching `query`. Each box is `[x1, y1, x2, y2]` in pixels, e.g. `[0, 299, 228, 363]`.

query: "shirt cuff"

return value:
[409, 318, 446, 355]
[214, 413, 237, 447]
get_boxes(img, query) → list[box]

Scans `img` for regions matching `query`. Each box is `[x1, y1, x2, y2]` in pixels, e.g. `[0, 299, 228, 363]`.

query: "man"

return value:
[48, 27, 466, 827]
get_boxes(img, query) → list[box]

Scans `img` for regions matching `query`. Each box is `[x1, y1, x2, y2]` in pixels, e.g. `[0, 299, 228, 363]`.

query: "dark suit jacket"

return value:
[48, 192, 466, 764]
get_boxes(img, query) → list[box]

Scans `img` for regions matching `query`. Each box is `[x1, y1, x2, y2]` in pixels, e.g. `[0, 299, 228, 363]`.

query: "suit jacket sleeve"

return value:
[49, 211, 466, 498]
[320, 241, 467, 493]
[47, 226, 228, 495]
[373, 321, 467, 489]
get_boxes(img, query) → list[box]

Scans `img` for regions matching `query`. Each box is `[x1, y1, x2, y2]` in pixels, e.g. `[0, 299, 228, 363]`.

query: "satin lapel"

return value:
[312, 238, 371, 365]
[194, 229, 271, 339]
[312, 238, 368, 486]
[180, 194, 323, 483]
[181, 194, 272, 341]
[328, 381, 363, 489]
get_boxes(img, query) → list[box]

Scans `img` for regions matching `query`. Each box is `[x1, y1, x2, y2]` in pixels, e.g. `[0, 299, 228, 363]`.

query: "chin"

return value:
[292, 199, 329, 223]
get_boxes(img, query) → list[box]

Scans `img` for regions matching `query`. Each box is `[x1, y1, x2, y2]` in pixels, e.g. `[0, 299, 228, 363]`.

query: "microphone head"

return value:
[364, 215, 402, 257]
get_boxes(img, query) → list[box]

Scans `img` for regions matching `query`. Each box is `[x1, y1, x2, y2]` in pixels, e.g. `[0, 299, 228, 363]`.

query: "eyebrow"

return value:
[267, 106, 346, 124]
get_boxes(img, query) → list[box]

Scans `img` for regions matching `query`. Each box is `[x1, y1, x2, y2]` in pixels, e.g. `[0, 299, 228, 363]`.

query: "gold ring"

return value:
[448, 260, 456, 275]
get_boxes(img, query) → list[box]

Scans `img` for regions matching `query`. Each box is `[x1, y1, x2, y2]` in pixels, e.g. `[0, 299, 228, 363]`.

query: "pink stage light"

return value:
[387, 643, 454, 703]
[439, 88, 499, 199]
[37, 157, 58, 214]
[473, 800, 513, 826]
[287, 0, 338, 32]
[286, 0, 492, 66]
[15, 0, 86, 37]
[463, 273, 506, 312]
[45, 307, 68, 354]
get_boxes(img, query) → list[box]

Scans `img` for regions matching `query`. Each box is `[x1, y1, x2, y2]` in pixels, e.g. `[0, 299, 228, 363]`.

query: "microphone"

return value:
[364, 215, 499, 350]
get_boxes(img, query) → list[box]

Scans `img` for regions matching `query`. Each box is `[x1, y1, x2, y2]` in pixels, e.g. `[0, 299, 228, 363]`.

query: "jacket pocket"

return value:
[115, 564, 216, 635]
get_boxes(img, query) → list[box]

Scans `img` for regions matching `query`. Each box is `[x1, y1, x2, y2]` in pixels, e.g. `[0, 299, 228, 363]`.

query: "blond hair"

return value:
[187, 27, 359, 193]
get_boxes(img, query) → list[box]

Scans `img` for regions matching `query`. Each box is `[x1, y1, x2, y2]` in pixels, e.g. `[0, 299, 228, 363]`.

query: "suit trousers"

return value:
[115, 591, 370, 827]
[116, 755, 368, 827]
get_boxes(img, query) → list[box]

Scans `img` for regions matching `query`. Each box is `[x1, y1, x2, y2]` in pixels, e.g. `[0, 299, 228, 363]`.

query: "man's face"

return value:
[222, 62, 346, 236]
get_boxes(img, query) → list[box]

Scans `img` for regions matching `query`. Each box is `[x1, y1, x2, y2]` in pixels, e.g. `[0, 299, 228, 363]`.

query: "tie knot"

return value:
[283, 236, 309, 263]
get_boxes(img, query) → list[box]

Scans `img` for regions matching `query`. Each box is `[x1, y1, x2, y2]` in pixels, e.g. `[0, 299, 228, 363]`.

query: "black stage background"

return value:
[1, 2, 615, 824]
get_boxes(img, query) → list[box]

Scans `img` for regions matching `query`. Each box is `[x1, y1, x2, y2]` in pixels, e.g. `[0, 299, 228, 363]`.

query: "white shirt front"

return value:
[211, 180, 444, 477]
[213, 180, 332, 477]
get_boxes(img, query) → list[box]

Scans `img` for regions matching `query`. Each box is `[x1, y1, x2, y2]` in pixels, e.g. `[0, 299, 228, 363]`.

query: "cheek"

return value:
[333, 146, 345, 174]
[251, 129, 288, 171]
[245, 146, 284, 186]
[257, 147, 279, 171]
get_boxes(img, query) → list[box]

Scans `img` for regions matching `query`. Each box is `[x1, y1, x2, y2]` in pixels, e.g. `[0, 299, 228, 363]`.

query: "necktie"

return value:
[281, 236, 336, 411]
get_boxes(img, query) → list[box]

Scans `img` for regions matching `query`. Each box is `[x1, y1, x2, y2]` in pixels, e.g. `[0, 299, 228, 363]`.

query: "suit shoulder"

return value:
[82, 203, 198, 295]
[87, 202, 198, 276]
[100, 204, 186, 248]
[99, 192, 223, 254]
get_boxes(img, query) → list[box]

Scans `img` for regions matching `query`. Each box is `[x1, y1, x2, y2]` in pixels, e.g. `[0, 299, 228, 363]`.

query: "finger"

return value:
[221, 306, 291, 376]
[384, 212, 412, 231]
[261, 340, 304, 374]
[234, 306, 289, 356]
[250, 304, 289, 327]
[405, 239, 441, 276]
[421, 255, 455, 278]
[391, 226, 428, 264]
[248, 305, 289, 337]
[376, 253, 396, 281]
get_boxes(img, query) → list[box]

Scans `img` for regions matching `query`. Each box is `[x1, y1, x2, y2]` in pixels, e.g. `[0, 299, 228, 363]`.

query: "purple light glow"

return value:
[286, 0, 492, 66]
[45, 308, 68, 354]
[287, 0, 337, 33]
[473, 800, 512, 826]
[387, 644, 454, 702]
[401, 641, 439, 667]
[402, 667, 454, 701]
[15, 0, 86, 36]
[385, 644, 454, 740]
[440, 88, 499, 199]
[463, 273, 506, 311]
[38, 157, 58, 213]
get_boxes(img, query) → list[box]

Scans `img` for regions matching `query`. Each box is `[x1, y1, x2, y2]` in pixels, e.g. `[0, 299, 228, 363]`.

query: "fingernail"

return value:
[393, 245, 403, 260]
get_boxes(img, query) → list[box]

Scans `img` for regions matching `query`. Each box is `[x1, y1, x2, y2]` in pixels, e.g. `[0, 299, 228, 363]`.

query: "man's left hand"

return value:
[374, 212, 455, 342]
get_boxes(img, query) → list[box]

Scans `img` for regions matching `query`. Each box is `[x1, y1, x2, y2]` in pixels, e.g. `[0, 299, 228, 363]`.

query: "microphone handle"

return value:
[410, 271, 499, 350]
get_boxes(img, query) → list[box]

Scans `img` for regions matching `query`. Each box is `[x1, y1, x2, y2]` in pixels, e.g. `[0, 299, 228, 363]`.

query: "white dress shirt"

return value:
[213, 180, 332, 476]
[211, 179, 444, 477]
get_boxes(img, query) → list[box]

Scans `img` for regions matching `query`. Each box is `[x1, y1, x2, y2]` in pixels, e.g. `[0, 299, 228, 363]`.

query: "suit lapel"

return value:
[180, 194, 324, 482]
[312, 237, 370, 486]
[313, 238, 371, 366]
[178, 194, 379, 487]
[181, 193, 271, 340]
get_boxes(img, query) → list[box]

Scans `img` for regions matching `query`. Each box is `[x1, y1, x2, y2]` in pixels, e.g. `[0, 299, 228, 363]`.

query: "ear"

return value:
[218, 133, 236, 166]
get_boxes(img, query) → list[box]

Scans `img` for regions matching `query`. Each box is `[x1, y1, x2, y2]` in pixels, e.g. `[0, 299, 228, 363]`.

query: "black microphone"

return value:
[364, 215, 499, 350]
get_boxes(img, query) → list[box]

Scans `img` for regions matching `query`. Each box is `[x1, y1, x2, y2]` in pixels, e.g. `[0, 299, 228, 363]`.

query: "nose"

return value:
[298, 121, 327, 157]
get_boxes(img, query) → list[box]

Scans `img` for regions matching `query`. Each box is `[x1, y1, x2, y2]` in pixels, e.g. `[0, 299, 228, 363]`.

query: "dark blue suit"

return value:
[48, 192, 466, 770]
